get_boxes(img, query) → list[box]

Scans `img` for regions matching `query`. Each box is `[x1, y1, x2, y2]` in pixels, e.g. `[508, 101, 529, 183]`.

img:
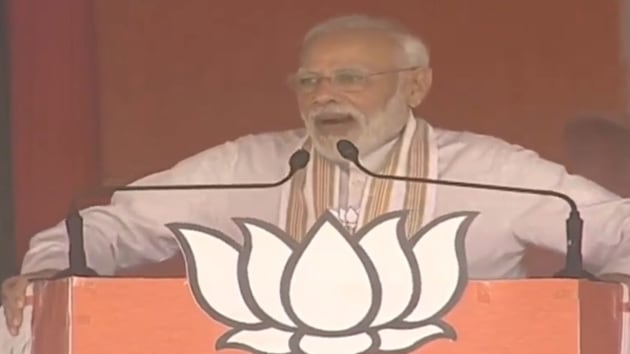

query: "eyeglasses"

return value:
[288, 66, 420, 93]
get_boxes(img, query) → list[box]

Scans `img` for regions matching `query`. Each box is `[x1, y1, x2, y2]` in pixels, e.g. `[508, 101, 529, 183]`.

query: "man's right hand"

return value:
[2, 270, 59, 336]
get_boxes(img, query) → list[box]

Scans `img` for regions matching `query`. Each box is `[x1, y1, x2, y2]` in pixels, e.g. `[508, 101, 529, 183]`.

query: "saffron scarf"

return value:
[279, 117, 438, 241]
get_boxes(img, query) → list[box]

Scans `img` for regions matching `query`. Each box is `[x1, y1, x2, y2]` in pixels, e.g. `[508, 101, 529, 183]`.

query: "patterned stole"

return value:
[285, 119, 431, 242]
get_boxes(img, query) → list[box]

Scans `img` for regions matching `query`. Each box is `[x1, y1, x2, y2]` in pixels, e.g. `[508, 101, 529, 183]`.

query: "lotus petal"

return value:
[377, 324, 454, 352]
[295, 333, 375, 354]
[357, 212, 418, 326]
[282, 214, 380, 332]
[236, 219, 297, 328]
[167, 223, 261, 327]
[217, 327, 292, 354]
[403, 212, 476, 323]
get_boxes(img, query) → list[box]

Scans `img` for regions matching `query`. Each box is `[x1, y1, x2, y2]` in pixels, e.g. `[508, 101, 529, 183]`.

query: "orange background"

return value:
[9, 1, 629, 271]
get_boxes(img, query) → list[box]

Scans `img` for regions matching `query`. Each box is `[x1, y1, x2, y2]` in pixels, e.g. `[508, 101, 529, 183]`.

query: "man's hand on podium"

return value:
[1, 269, 58, 336]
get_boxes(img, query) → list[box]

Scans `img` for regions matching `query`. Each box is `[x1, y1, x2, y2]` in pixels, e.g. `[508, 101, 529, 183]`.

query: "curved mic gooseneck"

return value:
[52, 149, 311, 279]
[336, 139, 594, 280]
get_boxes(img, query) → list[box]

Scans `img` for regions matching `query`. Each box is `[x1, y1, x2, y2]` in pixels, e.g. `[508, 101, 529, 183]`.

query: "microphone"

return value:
[336, 139, 594, 280]
[51, 149, 311, 279]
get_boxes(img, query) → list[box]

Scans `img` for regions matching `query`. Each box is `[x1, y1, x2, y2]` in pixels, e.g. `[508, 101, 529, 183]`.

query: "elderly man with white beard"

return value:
[3, 14, 630, 351]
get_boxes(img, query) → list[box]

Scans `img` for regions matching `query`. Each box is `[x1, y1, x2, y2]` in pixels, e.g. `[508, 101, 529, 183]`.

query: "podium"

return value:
[28, 276, 625, 354]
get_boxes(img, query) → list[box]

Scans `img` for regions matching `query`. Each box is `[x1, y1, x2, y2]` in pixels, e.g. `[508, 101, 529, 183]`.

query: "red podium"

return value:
[28, 276, 624, 354]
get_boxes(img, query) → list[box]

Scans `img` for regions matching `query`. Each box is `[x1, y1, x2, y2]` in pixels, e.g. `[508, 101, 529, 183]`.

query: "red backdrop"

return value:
[94, 0, 628, 184]
[8, 0, 629, 273]
[7, 0, 101, 264]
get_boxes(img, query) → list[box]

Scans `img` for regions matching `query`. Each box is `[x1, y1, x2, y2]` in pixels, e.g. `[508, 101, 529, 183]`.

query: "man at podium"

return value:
[3, 14, 630, 351]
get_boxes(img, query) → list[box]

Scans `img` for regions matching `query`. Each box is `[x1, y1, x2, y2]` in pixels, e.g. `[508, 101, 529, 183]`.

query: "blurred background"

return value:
[1, 0, 629, 285]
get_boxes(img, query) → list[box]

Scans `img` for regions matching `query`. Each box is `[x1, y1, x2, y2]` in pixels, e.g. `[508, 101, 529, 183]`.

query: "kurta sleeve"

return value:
[500, 146, 630, 276]
[20, 141, 241, 276]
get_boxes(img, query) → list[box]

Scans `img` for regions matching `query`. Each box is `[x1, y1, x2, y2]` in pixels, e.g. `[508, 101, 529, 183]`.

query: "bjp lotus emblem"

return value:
[168, 210, 477, 354]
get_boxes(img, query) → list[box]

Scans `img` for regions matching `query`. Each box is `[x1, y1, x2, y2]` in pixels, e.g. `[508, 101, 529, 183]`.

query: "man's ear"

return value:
[407, 68, 432, 108]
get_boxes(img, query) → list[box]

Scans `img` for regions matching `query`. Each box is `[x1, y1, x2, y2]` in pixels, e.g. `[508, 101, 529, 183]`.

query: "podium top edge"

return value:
[37, 276, 611, 285]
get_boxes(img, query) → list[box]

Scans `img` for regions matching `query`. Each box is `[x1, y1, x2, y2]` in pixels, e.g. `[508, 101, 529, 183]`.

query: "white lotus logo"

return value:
[168, 210, 477, 354]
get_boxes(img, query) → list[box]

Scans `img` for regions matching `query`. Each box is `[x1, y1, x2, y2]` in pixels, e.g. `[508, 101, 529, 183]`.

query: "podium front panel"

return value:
[30, 277, 623, 354]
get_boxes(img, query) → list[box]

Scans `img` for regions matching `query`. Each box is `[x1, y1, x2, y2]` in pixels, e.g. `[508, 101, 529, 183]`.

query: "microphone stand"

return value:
[51, 208, 99, 279]
[336, 140, 595, 280]
[50, 149, 310, 280]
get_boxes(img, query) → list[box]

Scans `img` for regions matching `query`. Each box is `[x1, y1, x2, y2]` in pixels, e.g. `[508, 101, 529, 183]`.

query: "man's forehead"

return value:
[300, 29, 400, 70]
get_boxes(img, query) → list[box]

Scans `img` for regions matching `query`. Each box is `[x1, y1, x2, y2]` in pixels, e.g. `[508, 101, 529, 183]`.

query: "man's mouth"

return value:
[314, 113, 355, 126]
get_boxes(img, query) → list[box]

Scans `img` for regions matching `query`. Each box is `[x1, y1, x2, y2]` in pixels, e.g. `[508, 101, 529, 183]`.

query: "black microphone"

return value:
[336, 139, 594, 280]
[51, 149, 311, 279]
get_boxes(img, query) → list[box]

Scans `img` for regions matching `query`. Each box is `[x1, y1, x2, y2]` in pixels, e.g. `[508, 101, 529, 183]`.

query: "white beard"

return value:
[302, 89, 411, 162]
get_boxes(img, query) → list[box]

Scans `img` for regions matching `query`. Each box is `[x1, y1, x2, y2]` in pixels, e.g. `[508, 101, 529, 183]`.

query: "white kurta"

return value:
[19, 124, 630, 278]
[4, 122, 630, 353]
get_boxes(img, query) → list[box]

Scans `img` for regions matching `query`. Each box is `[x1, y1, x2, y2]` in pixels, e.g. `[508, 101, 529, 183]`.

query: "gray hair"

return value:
[302, 14, 430, 67]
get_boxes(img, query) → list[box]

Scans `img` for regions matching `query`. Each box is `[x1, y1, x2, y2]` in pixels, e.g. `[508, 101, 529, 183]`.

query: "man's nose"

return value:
[312, 93, 338, 106]
[311, 79, 340, 105]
